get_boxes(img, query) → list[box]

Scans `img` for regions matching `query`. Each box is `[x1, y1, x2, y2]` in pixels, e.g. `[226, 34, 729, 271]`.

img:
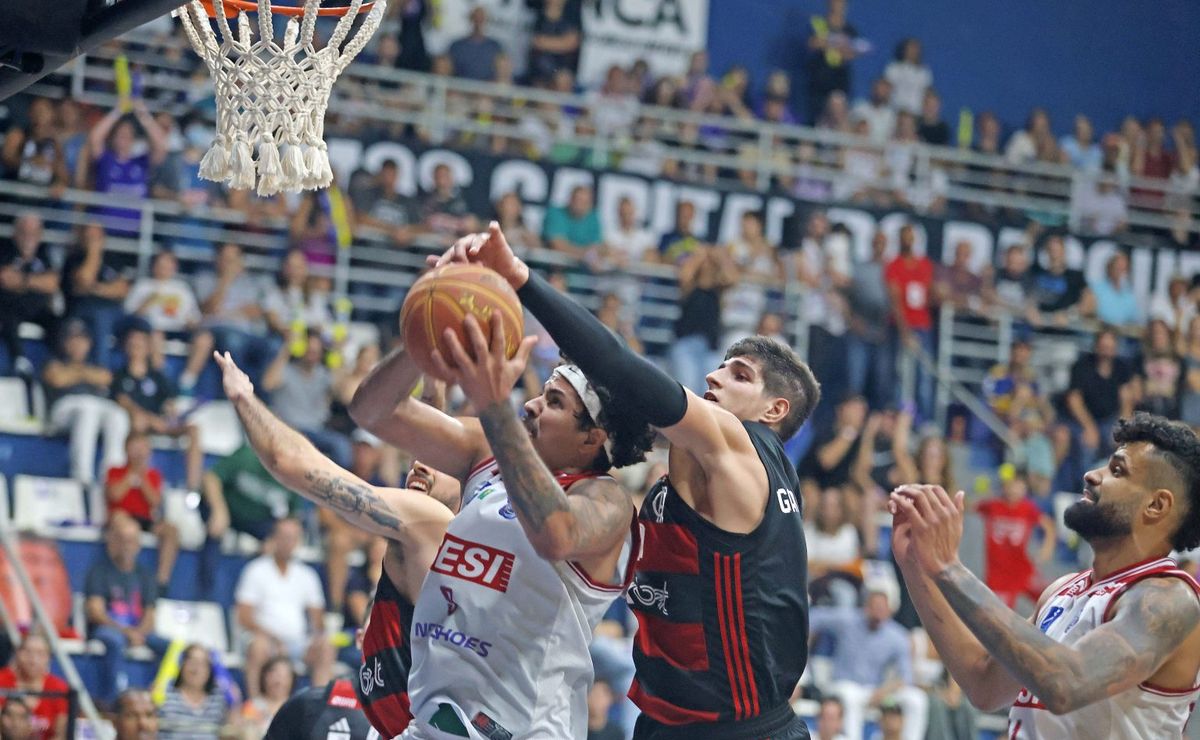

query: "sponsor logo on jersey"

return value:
[431, 533, 515, 592]
[413, 621, 492, 657]
[1039, 605, 1063, 632]
[359, 657, 384, 695]
[651, 487, 667, 523]
[327, 717, 352, 740]
[498, 502, 517, 519]
[1013, 688, 1048, 711]
[627, 580, 670, 615]
[441, 586, 459, 615]
[471, 710, 514, 740]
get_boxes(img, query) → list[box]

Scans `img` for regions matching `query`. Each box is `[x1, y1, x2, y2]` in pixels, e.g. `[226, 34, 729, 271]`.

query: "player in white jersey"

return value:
[350, 317, 656, 739]
[889, 413, 1200, 739]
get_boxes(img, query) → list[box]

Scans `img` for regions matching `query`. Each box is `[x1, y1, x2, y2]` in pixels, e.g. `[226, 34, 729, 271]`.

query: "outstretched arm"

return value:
[433, 223, 752, 461]
[215, 352, 452, 542]
[895, 484, 1200, 714]
[348, 342, 488, 482]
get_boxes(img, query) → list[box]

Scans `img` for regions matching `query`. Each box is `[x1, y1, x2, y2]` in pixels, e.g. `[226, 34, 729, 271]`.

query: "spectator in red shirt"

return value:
[976, 467, 1055, 611]
[104, 431, 179, 591]
[0, 694, 35, 740]
[0, 632, 70, 740]
[884, 224, 935, 418]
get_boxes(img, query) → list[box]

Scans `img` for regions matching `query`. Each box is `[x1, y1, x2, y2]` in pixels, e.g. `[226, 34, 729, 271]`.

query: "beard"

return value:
[1063, 497, 1133, 542]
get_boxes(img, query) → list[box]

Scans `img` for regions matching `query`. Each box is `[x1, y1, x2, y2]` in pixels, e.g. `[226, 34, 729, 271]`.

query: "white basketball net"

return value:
[176, 0, 386, 195]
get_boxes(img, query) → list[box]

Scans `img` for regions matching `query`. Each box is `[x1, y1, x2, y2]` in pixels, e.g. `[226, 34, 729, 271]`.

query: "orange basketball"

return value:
[400, 263, 525, 376]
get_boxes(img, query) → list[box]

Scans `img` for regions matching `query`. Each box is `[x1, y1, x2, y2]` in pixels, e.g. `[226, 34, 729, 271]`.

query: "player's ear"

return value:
[762, 396, 790, 426]
[1146, 487, 1175, 524]
[585, 427, 608, 454]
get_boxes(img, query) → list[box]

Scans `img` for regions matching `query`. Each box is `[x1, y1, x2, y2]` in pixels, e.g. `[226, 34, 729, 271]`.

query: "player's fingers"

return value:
[928, 485, 956, 520]
[893, 494, 925, 526]
[461, 315, 490, 361]
[427, 347, 458, 381]
[513, 336, 538, 368]
[896, 487, 934, 523]
[489, 314, 507, 356]
[426, 254, 441, 268]
[954, 490, 967, 514]
[442, 328, 475, 371]
[487, 221, 511, 252]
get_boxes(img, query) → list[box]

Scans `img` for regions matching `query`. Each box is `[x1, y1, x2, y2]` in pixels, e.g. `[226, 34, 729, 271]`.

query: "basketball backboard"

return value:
[0, 0, 189, 100]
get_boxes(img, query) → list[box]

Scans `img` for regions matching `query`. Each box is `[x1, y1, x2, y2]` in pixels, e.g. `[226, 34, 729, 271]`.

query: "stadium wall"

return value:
[706, 0, 1200, 133]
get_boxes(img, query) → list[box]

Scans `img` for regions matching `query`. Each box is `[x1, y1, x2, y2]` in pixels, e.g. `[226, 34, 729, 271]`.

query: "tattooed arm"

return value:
[478, 400, 632, 562]
[215, 352, 453, 544]
[895, 483, 1200, 714]
[932, 564, 1200, 714]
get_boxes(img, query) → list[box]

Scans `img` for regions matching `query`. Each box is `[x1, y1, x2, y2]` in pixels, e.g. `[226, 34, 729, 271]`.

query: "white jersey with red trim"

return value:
[1008, 557, 1200, 739]
[401, 458, 637, 740]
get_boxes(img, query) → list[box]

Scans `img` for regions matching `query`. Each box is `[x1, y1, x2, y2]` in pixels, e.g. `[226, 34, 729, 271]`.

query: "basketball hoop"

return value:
[176, 0, 386, 196]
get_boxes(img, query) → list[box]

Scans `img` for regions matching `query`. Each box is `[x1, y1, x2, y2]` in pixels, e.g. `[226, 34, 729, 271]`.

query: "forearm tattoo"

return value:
[478, 401, 569, 533]
[934, 562, 1199, 713]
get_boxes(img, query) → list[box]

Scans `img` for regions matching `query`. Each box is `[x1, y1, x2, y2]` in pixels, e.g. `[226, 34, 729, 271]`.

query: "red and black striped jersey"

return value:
[628, 421, 809, 731]
[356, 566, 414, 738]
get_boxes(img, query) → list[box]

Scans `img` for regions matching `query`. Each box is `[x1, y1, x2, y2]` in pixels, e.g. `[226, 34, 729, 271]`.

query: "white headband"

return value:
[550, 364, 614, 463]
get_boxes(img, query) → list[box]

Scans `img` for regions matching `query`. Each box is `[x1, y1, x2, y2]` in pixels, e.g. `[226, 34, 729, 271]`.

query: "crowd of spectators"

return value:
[0, 2, 1195, 739]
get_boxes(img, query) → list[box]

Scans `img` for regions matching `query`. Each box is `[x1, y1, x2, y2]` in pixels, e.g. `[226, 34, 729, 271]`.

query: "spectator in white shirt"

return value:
[601, 196, 658, 269]
[589, 65, 640, 138]
[852, 78, 896, 144]
[123, 249, 212, 389]
[1005, 108, 1052, 165]
[1060, 114, 1103, 172]
[884, 38, 932, 116]
[1073, 175, 1128, 235]
[234, 517, 333, 700]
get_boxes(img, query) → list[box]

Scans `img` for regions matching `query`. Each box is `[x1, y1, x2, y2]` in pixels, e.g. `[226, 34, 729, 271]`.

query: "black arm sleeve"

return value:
[517, 271, 688, 428]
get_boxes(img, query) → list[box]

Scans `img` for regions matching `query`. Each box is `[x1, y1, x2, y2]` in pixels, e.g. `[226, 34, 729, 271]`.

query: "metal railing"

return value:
[55, 26, 1200, 238]
[0, 527, 101, 738]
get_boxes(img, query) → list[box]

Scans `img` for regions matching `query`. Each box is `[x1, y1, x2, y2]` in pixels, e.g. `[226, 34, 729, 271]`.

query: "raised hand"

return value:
[213, 351, 254, 403]
[890, 484, 966, 575]
[428, 314, 537, 412]
[426, 221, 530, 290]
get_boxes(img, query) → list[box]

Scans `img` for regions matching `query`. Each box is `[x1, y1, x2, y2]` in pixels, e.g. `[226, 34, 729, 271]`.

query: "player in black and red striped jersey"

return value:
[214, 351, 461, 739]
[431, 225, 821, 740]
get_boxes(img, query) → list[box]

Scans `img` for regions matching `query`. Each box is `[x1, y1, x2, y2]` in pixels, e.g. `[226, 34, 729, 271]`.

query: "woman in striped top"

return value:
[157, 644, 230, 739]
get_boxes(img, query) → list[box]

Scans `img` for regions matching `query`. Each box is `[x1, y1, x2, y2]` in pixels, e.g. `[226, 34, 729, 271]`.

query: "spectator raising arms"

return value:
[85, 100, 168, 234]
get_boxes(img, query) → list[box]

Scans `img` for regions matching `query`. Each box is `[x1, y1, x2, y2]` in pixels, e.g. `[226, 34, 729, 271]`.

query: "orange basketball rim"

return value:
[198, 0, 375, 17]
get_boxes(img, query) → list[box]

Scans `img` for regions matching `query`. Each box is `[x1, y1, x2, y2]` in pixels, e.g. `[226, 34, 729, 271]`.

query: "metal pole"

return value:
[0, 527, 106, 735]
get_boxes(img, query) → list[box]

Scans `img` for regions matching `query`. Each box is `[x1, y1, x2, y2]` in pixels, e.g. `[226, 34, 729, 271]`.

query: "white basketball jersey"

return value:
[401, 457, 637, 740]
[1008, 557, 1200, 739]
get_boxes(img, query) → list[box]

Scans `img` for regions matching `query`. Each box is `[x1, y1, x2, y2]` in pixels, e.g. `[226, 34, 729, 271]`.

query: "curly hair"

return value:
[572, 379, 656, 473]
[1113, 412, 1200, 551]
